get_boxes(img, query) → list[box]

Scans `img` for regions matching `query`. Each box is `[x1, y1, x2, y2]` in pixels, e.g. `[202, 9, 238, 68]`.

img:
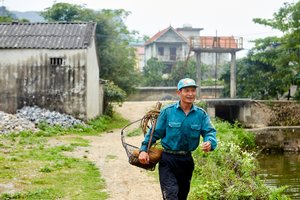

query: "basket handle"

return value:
[146, 102, 162, 153]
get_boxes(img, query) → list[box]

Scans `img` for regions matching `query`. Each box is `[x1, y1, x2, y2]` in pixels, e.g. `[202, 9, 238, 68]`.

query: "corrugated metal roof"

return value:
[0, 22, 96, 49]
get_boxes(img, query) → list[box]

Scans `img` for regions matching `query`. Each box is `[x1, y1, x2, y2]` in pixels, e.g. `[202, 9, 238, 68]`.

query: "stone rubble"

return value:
[0, 106, 85, 134]
[0, 111, 37, 134]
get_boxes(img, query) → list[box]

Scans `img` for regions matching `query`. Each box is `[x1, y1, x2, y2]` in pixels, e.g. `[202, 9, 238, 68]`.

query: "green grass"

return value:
[0, 113, 129, 200]
[0, 142, 107, 199]
[127, 127, 143, 137]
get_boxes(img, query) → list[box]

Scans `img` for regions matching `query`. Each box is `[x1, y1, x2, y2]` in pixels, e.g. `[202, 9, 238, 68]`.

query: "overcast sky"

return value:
[3, 0, 296, 57]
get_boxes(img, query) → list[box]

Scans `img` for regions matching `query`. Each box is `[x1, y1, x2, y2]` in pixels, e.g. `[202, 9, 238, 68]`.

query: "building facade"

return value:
[144, 25, 231, 77]
[0, 22, 102, 120]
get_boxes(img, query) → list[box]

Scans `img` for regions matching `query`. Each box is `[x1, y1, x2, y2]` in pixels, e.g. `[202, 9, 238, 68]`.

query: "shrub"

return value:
[189, 121, 290, 200]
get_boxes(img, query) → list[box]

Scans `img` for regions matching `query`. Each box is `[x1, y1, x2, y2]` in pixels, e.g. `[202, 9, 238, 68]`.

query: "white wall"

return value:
[86, 37, 101, 119]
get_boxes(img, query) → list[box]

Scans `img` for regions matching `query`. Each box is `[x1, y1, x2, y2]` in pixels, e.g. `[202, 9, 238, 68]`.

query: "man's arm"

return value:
[201, 114, 217, 151]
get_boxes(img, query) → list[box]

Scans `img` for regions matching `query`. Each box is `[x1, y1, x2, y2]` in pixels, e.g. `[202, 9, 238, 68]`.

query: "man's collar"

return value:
[176, 101, 196, 111]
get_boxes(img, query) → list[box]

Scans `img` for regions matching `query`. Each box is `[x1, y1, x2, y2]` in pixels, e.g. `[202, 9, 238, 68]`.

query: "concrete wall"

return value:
[205, 99, 300, 152]
[249, 126, 300, 152]
[127, 86, 224, 101]
[0, 48, 100, 120]
[86, 37, 101, 119]
[205, 100, 300, 128]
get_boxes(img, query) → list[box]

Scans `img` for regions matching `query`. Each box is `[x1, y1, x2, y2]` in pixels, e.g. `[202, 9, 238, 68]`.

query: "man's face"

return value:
[177, 86, 197, 104]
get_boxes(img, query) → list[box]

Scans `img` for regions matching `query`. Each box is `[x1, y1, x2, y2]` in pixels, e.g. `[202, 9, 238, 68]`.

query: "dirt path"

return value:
[84, 101, 162, 199]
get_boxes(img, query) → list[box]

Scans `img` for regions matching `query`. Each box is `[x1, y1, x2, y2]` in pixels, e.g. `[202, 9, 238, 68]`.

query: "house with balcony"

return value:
[144, 25, 234, 78]
[144, 26, 190, 72]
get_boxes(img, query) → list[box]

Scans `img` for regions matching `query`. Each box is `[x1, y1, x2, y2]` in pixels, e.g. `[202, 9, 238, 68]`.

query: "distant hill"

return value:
[11, 11, 45, 22]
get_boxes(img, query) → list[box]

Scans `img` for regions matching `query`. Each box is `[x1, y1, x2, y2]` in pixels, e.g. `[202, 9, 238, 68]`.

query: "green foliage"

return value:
[195, 101, 208, 111]
[189, 121, 290, 200]
[249, 1, 300, 100]
[201, 78, 224, 86]
[215, 121, 256, 150]
[221, 53, 290, 99]
[0, 6, 29, 22]
[1, 188, 60, 200]
[86, 113, 129, 132]
[169, 60, 197, 86]
[142, 58, 199, 87]
[103, 81, 127, 116]
[127, 128, 143, 137]
[0, 6, 14, 22]
[141, 57, 222, 87]
[0, 16, 13, 22]
[94, 9, 142, 94]
[41, 3, 86, 22]
[142, 58, 168, 86]
[221, 2, 300, 100]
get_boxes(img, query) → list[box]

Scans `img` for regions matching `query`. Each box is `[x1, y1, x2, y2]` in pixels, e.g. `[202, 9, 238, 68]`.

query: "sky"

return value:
[2, 0, 296, 57]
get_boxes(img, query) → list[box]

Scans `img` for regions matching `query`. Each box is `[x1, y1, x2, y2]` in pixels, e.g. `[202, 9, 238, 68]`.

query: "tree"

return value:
[41, 3, 84, 22]
[141, 58, 207, 87]
[169, 59, 197, 86]
[0, 6, 29, 22]
[142, 58, 167, 86]
[251, 1, 300, 100]
[221, 1, 300, 100]
[221, 54, 287, 99]
[95, 9, 141, 94]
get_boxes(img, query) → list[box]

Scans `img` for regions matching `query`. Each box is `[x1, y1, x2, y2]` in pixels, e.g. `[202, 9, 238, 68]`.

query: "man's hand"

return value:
[138, 151, 150, 164]
[202, 142, 211, 152]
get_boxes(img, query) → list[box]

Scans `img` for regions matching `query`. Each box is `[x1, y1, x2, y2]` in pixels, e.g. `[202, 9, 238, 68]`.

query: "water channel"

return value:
[257, 153, 300, 200]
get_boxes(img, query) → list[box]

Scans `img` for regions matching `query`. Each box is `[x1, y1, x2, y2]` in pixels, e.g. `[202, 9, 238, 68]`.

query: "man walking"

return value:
[139, 78, 217, 200]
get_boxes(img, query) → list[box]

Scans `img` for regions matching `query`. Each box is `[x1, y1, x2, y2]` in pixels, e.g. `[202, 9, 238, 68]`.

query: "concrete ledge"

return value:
[127, 86, 224, 101]
[248, 126, 300, 152]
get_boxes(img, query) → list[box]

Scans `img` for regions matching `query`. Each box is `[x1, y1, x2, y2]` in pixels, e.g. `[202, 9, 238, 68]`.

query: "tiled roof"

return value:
[144, 26, 187, 46]
[0, 22, 96, 49]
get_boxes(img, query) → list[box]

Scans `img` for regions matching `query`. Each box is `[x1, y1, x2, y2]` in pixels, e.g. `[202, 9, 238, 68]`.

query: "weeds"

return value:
[0, 113, 127, 200]
[189, 120, 290, 200]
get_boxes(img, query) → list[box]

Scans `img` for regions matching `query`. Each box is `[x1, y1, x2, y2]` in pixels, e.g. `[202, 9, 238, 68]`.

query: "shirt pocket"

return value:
[168, 122, 181, 128]
[167, 122, 182, 141]
[190, 124, 201, 138]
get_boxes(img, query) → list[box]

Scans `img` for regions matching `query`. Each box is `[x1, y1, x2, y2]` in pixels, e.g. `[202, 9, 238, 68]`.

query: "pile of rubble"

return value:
[0, 111, 37, 134]
[0, 106, 85, 134]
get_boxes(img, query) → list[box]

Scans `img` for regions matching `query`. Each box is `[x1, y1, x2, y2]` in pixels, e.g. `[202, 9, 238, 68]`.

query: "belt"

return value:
[164, 149, 191, 155]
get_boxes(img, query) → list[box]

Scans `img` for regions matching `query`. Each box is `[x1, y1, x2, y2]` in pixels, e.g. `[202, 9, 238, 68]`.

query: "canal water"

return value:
[257, 153, 300, 199]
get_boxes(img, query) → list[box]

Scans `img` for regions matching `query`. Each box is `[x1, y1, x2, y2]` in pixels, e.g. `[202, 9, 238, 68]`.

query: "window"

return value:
[50, 57, 64, 66]
[170, 47, 176, 60]
[158, 47, 164, 56]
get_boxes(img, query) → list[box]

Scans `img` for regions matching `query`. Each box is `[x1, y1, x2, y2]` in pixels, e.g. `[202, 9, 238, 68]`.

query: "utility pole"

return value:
[196, 52, 201, 98]
[215, 30, 218, 98]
